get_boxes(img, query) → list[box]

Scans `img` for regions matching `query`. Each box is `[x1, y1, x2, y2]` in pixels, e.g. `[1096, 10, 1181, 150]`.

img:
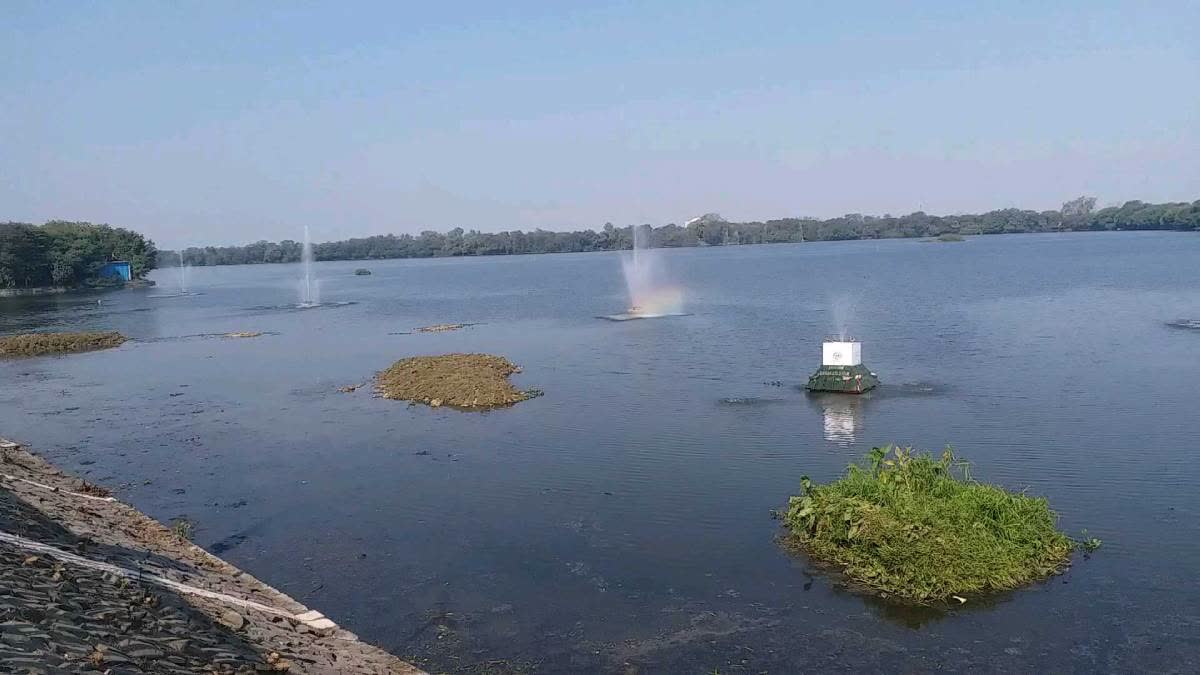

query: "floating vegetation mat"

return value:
[414, 323, 477, 333]
[0, 331, 127, 358]
[376, 353, 540, 409]
[783, 446, 1085, 604]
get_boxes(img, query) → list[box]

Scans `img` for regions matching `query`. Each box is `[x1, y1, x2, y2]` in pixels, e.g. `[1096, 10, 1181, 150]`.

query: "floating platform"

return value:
[806, 363, 880, 394]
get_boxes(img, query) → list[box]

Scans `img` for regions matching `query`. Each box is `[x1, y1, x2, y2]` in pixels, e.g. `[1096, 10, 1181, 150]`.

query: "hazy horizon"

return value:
[4, 1, 1197, 248]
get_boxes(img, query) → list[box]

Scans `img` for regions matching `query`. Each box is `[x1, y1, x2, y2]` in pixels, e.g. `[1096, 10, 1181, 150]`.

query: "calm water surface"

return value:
[2, 232, 1199, 672]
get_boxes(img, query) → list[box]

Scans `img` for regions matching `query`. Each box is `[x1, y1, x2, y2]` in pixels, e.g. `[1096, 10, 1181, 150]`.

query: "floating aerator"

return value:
[806, 339, 879, 394]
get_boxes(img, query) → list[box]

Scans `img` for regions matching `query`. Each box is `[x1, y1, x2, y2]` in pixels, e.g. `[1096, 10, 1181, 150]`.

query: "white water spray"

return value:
[619, 225, 683, 317]
[177, 252, 190, 294]
[830, 294, 858, 341]
[299, 226, 319, 306]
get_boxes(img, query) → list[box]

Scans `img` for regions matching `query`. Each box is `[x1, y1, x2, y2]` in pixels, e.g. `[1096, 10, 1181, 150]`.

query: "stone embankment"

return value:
[0, 437, 423, 674]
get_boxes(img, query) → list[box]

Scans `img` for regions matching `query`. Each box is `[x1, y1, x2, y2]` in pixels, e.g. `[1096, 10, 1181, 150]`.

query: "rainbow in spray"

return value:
[602, 225, 686, 321]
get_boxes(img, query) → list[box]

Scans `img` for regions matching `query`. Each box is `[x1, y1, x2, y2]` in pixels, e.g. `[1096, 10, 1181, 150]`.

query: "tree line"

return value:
[159, 197, 1199, 267]
[0, 221, 157, 289]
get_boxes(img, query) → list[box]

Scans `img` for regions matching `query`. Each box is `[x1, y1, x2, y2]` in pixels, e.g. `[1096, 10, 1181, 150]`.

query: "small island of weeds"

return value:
[414, 323, 476, 333]
[0, 331, 127, 358]
[784, 446, 1088, 603]
[376, 353, 539, 409]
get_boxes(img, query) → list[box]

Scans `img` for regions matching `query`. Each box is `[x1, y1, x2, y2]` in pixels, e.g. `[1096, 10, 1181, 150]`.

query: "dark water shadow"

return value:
[206, 519, 274, 556]
[872, 381, 948, 399]
[717, 396, 788, 407]
[774, 530, 1018, 630]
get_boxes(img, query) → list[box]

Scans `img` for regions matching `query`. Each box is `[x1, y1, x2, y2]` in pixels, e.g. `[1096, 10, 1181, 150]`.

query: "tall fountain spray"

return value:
[612, 225, 684, 319]
[177, 251, 189, 294]
[299, 226, 319, 306]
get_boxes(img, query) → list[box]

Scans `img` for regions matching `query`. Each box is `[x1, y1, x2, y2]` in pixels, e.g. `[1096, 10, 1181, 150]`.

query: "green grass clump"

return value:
[784, 446, 1075, 603]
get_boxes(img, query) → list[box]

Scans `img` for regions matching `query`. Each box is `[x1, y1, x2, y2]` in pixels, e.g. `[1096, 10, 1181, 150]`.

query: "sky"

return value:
[2, 1, 1198, 247]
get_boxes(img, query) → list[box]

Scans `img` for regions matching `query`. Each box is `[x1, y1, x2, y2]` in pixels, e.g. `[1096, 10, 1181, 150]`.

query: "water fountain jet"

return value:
[298, 226, 320, 307]
[600, 225, 685, 321]
[177, 252, 190, 295]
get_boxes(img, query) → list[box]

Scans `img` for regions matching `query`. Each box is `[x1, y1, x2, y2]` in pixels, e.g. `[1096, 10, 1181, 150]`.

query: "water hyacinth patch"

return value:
[784, 446, 1082, 603]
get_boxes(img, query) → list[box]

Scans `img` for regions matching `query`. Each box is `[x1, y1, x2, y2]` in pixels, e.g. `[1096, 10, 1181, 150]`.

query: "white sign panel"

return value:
[822, 341, 862, 366]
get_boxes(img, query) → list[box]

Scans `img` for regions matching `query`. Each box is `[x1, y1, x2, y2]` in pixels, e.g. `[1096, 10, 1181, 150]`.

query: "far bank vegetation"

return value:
[159, 197, 1199, 267]
[0, 221, 156, 290]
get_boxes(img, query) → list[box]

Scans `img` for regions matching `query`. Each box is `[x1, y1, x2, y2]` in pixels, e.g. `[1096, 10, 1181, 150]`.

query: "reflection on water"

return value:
[244, 301, 357, 312]
[808, 392, 868, 446]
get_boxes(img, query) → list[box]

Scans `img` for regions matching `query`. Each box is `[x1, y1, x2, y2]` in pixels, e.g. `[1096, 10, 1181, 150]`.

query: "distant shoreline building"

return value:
[99, 261, 132, 282]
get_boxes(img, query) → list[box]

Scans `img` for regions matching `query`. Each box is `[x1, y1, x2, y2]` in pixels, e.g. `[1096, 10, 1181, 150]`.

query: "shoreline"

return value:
[0, 436, 422, 674]
[0, 280, 155, 298]
[0, 287, 68, 298]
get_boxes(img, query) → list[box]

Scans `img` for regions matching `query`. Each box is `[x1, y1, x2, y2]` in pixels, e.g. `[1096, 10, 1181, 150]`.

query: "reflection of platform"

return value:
[807, 391, 869, 446]
[597, 312, 691, 322]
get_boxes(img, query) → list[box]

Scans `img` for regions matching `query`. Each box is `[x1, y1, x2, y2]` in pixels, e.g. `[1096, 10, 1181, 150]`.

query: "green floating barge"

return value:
[806, 340, 879, 394]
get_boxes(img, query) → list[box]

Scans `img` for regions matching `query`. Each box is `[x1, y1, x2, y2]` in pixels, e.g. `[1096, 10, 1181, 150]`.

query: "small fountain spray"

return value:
[299, 226, 319, 307]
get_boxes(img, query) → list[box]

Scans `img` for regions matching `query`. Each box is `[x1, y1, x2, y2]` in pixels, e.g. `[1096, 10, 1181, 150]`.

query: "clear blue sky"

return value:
[3, 1, 1197, 247]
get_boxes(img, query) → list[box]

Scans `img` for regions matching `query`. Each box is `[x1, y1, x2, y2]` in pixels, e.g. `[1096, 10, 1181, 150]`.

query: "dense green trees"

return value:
[0, 221, 156, 289]
[160, 198, 1198, 267]
[7, 200, 1192, 285]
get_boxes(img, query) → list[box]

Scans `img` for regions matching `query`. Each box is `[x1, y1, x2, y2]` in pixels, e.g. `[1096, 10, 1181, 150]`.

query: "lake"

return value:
[2, 231, 1199, 672]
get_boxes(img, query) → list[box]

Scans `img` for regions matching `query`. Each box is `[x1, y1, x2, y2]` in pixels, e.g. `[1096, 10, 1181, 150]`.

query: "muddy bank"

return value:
[376, 354, 538, 409]
[0, 437, 422, 674]
[0, 331, 127, 358]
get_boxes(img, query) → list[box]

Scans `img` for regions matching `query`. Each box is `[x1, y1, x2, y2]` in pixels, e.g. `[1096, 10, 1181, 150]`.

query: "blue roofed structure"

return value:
[99, 261, 132, 282]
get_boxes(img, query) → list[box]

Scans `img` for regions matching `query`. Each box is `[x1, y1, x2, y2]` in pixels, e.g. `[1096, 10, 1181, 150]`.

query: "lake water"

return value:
[2, 232, 1199, 672]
